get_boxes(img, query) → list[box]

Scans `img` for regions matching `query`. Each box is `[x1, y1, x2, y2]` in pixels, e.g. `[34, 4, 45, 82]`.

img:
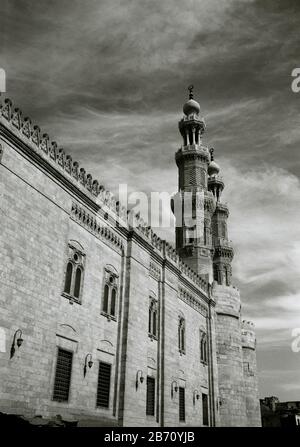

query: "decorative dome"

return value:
[183, 98, 200, 116]
[208, 160, 220, 176]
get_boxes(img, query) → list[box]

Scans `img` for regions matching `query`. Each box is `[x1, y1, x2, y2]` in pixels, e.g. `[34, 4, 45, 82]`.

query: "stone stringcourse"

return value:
[70, 202, 124, 253]
[178, 286, 208, 317]
[0, 97, 209, 294]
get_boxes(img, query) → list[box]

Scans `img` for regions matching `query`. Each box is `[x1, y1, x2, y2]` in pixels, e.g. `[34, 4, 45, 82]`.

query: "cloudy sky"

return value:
[1, 0, 300, 401]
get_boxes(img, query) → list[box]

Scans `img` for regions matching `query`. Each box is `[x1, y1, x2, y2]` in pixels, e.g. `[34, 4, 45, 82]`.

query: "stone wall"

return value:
[0, 137, 124, 423]
[242, 320, 261, 426]
[214, 284, 247, 426]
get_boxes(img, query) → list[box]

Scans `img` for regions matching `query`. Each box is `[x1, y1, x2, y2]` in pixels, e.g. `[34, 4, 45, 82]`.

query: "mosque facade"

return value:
[0, 89, 261, 426]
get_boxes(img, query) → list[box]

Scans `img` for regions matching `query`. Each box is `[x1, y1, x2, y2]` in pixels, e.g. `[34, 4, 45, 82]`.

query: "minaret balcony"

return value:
[214, 237, 233, 247]
[181, 143, 209, 153]
[182, 114, 205, 123]
[208, 175, 224, 188]
[175, 145, 210, 165]
[213, 240, 234, 260]
[215, 202, 229, 216]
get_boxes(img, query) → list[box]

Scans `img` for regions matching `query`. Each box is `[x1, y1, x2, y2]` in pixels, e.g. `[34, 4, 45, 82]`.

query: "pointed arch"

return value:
[62, 241, 85, 303]
[101, 265, 119, 320]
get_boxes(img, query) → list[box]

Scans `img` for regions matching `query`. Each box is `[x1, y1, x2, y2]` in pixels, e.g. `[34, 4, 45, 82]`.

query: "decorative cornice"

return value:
[71, 202, 124, 254]
[149, 261, 161, 281]
[178, 286, 208, 317]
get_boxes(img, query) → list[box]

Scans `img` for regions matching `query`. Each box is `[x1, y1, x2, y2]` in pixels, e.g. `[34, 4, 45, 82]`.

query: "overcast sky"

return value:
[1, 0, 300, 401]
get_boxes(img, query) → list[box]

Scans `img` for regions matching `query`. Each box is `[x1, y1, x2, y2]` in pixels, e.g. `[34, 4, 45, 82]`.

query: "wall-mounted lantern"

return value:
[171, 380, 178, 399]
[193, 389, 200, 406]
[10, 329, 23, 359]
[83, 353, 93, 377]
[135, 370, 144, 390]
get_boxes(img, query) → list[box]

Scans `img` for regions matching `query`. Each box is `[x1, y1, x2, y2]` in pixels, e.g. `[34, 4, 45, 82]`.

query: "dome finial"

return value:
[188, 84, 194, 99]
[183, 85, 200, 116]
[208, 148, 220, 176]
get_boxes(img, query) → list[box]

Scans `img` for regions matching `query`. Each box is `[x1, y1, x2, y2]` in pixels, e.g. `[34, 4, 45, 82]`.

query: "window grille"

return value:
[179, 387, 185, 421]
[146, 376, 155, 416]
[202, 393, 209, 426]
[53, 348, 73, 402]
[96, 361, 111, 408]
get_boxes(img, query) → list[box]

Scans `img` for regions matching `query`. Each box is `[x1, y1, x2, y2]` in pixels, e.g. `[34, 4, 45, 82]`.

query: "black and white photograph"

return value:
[0, 0, 299, 436]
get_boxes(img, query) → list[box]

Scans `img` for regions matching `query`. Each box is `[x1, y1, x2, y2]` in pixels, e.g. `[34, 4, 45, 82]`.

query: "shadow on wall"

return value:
[0, 412, 119, 428]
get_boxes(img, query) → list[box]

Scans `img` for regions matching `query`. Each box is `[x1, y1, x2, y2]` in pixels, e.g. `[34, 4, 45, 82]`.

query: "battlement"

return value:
[0, 97, 209, 296]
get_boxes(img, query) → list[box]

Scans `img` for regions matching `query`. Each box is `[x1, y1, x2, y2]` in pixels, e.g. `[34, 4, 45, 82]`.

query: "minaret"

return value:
[207, 149, 234, 286]
[171, 86, 215, 280]
[207, 152, 250, 426]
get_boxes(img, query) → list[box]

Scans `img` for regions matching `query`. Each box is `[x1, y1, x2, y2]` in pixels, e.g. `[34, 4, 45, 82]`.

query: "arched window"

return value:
[74, 267, 82, 298]
[103, 284, 109, 313]
[178, 317, 185, 354]
[153, 309, 157, 336]
[101, 266, 119, 320]
[200, 330, 208, 364]
[149, 306, 152, 333]
[111, 288, 116, 317]
[64, 262, 73, 294]
[148, 298, 158, 339]
[225, 265, 231, 286]
[62, 242, 85, 303]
